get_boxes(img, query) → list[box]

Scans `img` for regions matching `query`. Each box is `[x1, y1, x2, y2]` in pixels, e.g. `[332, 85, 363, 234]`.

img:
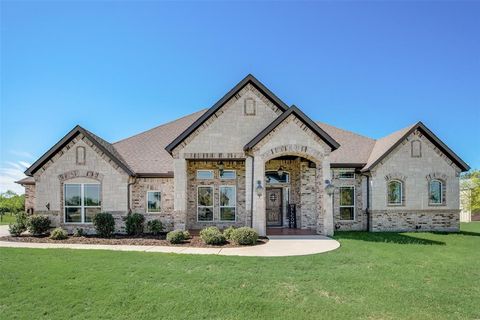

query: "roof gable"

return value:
[244, 106, 340, 151]
[25, 125, 134, 176]
[165, 74, 289, 154]
[363, 122, 470, 172]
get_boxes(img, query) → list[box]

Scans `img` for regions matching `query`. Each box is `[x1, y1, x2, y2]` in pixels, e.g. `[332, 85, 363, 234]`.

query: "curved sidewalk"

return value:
[0, 227, 340, 257]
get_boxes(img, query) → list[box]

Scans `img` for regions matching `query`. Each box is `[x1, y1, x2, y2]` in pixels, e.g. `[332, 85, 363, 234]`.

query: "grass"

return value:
[0, 213, 15, 225]
[1, 223, 479, 320]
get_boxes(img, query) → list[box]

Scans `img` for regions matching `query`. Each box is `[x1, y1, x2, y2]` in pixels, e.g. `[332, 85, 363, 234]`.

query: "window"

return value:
[387, 180, 403, 205]
[411, 140, 422, 158]
[266, 171, 289, 184]
[220, 186, 236, 221]
[339, 186, 355, 220]
[220, 170, 236, 180]
[197, 186, 214, 221]
[146, 191, 161, 213]
[76, 146, 86, 165]
[196, 170, 214, 179]
[64, 183, 101, 223]
[338, 170, 355, 179]
[429, 180, 443, 205]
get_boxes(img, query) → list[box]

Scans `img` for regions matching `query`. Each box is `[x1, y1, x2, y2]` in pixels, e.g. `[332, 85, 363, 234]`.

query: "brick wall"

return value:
[370, 209, 459, 232]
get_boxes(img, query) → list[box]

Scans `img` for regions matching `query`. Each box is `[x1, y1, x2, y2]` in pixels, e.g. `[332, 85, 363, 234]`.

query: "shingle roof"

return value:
[15, 177, 35, 185]
[113, 109, 207, 175]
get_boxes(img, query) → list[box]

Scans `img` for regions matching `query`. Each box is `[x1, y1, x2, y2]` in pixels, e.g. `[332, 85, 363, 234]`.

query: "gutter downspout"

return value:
[127, 176, 137, 214]
[366, 174, 370, 232]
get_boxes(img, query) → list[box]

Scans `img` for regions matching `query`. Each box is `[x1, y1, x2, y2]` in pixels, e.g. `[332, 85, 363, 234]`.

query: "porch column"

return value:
[173, 158, 187, 230]
[245, 156, 253, 228]
[252, 156, 266, 236]
[322, 157, 334, 236]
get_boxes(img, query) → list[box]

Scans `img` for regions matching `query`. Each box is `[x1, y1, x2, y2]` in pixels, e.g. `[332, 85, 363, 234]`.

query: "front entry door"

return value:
[266, 188, 283, 226]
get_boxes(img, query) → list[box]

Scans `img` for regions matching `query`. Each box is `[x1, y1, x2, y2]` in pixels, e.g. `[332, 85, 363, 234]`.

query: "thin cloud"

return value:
[9, 150, 35, 159]
[0, 160, 31, 194]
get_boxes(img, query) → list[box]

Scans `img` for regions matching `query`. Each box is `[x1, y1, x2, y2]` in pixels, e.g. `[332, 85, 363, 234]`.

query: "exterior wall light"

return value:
[325, 180, 335, 196]
[218, 161, 224, 175]
[277, 166, 284, 177]
[255, 180, 264, 197]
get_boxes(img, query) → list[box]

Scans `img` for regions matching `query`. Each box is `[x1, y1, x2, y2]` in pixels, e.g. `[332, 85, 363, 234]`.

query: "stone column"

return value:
[252, 156, 266, 236]
[321, 157, 334, 236]
[173, 158, 187, 230]
[245, 156, 253, 227]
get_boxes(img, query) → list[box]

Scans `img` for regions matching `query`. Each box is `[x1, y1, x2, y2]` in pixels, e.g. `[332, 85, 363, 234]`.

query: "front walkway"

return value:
[0, 226, 340, 257]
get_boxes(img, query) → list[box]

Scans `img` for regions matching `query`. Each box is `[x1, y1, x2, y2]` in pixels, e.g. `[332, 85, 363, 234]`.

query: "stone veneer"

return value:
[370, 209, 460, 232]
[331, 169, 367, 231]
[131, 178, 175, 231]
[24, 184, 36, 213]
[186, 160, 247, 230]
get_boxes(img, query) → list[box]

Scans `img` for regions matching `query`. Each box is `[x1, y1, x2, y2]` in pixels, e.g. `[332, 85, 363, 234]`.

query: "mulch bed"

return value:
[0, 234, 268, 248]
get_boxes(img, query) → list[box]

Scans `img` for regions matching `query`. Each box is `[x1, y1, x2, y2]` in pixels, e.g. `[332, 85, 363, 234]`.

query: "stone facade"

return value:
[24, 184, 35, 213]
[331, 169, 367, 231]
[186, 160, 247, 230]
[370, 209, 459, 232]
[32, 134, 130, 233]
[369, 130, 461, 232]
[131, 178, 175, 231]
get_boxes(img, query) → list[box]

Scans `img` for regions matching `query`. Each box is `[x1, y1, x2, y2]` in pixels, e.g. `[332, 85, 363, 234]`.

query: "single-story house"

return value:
[16, 74, 470, 236]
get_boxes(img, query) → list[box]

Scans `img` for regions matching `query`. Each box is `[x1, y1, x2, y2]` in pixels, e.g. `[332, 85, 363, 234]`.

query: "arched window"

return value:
[387, 180, 403, 205]
[429, 180, 443, 205]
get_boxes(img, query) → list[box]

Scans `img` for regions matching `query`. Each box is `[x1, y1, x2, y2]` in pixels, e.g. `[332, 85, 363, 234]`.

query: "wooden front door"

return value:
[266, 188, 282, 226]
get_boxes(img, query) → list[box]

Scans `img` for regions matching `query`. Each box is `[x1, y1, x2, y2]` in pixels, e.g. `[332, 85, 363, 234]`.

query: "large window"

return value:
[387, 180, 403, 205]
[64, 183, 101, 223]
[147, 191, 161, 213]
[197, 186, 214, 221]
[220, 186, 236, 221]
[339, 186, 355, 220]
[429, 180, 443, 205]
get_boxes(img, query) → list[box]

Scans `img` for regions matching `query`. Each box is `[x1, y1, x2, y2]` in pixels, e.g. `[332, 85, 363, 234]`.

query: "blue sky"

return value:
[1, 1, 479, 193]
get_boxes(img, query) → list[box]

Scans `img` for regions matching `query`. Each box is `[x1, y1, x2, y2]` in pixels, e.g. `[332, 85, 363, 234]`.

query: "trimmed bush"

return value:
[200, 226, 226, 245]
[8, 212, 27, 236]
[223, 226, 236, 240]
[73, 228, 85, 237]
[147, 219, 163, 236]
[124, 213, 145, 236]
[166, 230, 186, 244]
[50, 227, 68, 240]
[230, 227, 258, 245]
[182, 230, 190, 239]
[93, 212, 115, 238]
[27, 215, 51, 236]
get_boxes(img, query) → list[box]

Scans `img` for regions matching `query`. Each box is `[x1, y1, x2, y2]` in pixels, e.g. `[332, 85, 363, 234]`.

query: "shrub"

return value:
[166, 230, 186, 244]
[50, 227, 68, 240]
[182, 230, 190, 239]
[230, 227, 258, 245]
[200, 226, 226, 245]
[73, 228, 85, 237]
[147, 219, 163, 236]
[124, 213, 145, 236]
[27, 215, 51, 236]
[223, 226, 236, 240]
[93, 212, 115, 238]
[8, 212, 27, 236]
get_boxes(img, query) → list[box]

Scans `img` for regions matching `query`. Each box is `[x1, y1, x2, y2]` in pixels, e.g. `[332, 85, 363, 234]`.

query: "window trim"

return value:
[197, 185, 214, 222]
[428, 179, 444, 206]
[339, 186, 355, 221]
[220, 170, 236, 180]
[411, 140, 422, 158]
[387, 180, 404, 206]
[76, 146, 86, 165]
[219, 185, 236, 222]
[146, 190, 162, 213]
[337, 169, 355, 179]
[64, 183, 101, 224]
[196, 170, 214, 180]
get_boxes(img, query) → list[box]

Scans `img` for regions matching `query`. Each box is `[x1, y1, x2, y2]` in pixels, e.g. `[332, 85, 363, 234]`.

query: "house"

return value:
[16, 74, 470, 236]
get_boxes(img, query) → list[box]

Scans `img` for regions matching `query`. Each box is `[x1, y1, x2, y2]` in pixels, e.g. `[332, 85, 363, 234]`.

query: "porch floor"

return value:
[266, 228, 318, 236]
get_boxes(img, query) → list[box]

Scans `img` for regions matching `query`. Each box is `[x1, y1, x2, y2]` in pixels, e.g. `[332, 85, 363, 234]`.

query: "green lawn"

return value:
[0, 214, 15, 225]
[1, 223, 479, 320]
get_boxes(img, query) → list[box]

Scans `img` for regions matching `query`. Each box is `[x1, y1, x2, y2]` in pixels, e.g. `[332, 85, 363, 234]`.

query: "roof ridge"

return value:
[113, 109, 208, 145]
[316, 121, 376, 141]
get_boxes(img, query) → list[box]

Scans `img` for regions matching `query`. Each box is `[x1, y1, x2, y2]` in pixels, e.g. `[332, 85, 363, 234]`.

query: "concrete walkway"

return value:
[0, 226, 340, 257]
